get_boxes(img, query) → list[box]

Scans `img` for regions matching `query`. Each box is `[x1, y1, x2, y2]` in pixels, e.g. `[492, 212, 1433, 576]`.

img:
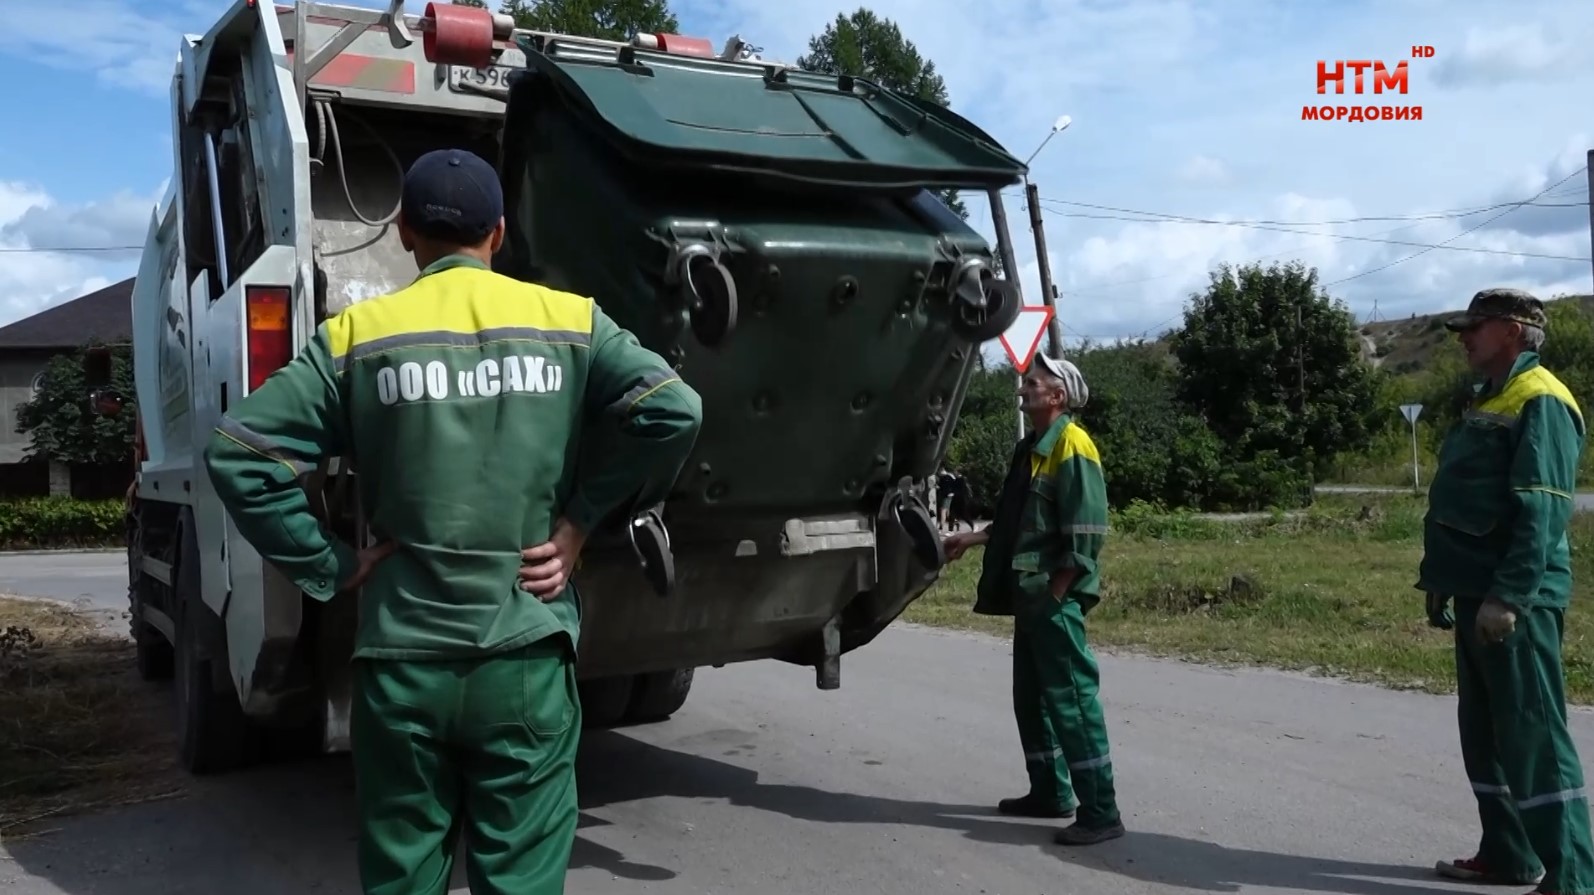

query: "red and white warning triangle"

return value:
[998, 287, 1054, 373]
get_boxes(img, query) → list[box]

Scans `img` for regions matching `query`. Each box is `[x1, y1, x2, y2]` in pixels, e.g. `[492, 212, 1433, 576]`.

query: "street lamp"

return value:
[1024, 115, 1073, 169]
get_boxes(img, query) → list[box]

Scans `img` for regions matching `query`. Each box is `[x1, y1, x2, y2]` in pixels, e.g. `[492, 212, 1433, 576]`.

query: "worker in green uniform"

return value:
[203, 148, 703, 895]
[1419, 287, 1594, 895]
[943, 353, 1125, 846]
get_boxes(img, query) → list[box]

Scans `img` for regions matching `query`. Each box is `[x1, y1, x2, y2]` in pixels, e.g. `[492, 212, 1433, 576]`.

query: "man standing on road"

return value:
[1419, 287, 1594, 895]
[943, 354, 1124, 846]
[203, 148, 703, 894]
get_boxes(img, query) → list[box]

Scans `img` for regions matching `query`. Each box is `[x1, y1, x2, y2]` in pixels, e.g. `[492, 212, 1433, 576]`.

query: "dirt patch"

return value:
[0, 595, 185, 839]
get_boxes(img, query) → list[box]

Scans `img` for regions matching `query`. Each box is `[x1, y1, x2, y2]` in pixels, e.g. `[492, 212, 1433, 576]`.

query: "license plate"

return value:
[447, 64, 516, 93]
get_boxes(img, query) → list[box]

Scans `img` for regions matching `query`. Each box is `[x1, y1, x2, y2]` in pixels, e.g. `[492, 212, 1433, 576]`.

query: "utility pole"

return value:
[987, 187, 1027, 440]
[1586, 149, 1593, 293]
[1025, 181, 1066, 359]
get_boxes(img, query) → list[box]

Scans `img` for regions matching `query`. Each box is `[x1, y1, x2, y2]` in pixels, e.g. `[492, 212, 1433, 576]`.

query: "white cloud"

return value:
[0, 182, 157, 328]
[1177, 155, 1229, 186]
[0, 0, 182, 97]
[1430, 24, 1591, 88]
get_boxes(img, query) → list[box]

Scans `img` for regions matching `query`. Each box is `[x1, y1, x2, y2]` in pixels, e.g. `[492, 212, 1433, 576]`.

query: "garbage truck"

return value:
[85, 0, 1029, 774]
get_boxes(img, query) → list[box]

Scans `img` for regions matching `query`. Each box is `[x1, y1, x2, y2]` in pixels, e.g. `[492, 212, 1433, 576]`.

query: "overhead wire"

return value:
[998, 168, 1592, 339]
[1323, 164, 1589, 287]
[0, 245, 144, 253]
[1032, 200, 1590, 262]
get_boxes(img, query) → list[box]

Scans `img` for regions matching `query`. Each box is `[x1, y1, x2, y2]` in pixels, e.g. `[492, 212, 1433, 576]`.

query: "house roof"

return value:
[0, 278, 134, 350]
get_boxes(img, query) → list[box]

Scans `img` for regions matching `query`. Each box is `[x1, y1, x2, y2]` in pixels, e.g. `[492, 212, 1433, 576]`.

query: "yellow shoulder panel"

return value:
[324, 268, 595, 364]
[1480, 365, 1583, 422]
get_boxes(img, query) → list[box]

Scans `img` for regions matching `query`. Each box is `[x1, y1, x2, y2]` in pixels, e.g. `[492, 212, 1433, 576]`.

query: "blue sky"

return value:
[1, 0, 1591, 346]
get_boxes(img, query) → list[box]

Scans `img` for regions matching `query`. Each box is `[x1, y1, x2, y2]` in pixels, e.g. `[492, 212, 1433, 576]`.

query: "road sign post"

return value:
[999, 291, 1056, 441]
[1400, 403, 1423, 491]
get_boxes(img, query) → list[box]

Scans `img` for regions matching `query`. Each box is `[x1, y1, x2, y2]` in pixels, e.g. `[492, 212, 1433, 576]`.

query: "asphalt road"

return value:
[1315, 483, 1594, 512]
[0, 550, 126, 608]
[3, 552, 1592, 894]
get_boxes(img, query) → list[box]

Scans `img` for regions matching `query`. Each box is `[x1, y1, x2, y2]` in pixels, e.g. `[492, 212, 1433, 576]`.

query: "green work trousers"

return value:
[1012, 595, 1121, 828]
[350, 638, 582, 895]
[1454, 598, 1594, 894]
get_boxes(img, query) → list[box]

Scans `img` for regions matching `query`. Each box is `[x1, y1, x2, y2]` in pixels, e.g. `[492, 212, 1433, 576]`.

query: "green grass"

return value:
[905, 493, 1594, 703]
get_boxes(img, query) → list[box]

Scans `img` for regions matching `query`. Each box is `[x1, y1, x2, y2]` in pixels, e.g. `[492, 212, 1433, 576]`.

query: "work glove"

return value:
[1425, 592, 1453, 630]
[1475, 597, 1518, 643]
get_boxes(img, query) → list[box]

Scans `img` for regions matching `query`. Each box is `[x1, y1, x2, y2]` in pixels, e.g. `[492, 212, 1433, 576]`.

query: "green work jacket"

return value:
[974, 412, 1110, 616]
[1417, 350, 1584, 612]
[203, 255, 703, 661]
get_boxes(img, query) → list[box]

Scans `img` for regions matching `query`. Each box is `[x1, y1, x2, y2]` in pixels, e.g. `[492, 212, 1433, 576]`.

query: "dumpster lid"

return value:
[512, 37, 1029, 191]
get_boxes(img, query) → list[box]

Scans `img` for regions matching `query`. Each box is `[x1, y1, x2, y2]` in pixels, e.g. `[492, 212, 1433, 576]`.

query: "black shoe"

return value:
[1053, 820, 1126, 845]
[997, 795, 1076, 819]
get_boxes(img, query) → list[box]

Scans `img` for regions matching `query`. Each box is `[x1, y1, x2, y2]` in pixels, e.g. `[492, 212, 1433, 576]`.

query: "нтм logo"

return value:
[1303, 46, 1431, 122]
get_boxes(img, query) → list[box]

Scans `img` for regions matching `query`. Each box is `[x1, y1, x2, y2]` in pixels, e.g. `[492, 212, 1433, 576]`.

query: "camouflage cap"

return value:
[1443, 287, 1547, 332]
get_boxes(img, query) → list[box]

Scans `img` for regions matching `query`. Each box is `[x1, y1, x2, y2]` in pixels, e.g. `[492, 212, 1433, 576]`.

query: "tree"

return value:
[1172, 261, 1377, 480]
[945, 363, 1022, 513]
[1074, 343, 1223, 509]
[14, 344, 136, 467]
[496, 0, 677, 42]
[795, 8, 968, 219]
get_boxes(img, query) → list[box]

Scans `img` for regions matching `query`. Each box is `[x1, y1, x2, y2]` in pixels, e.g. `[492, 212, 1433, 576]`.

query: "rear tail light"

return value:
[245, 285, 292, 393]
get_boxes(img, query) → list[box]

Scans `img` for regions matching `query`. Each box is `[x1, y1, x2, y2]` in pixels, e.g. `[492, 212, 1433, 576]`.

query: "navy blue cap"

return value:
[400, 149, 503, 244]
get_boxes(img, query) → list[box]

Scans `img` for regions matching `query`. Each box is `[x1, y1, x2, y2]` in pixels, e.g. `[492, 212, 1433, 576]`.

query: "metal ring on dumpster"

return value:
[681, 251, 738, 347]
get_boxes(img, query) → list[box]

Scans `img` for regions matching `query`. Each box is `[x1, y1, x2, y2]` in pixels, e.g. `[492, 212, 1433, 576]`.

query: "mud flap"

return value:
[817, 614, 841, 690]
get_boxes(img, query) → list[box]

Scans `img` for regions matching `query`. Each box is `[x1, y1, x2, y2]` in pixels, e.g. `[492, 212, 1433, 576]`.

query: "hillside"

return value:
[1357, 293, 1594, 376]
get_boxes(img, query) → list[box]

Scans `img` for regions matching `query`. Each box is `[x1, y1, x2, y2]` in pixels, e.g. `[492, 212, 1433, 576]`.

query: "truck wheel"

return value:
[173, 520, 256, 775]
[125, 508, 174, 680]
[624, 668, 694, 723]
[577, 675, 634, 729]
[131, 578, 174, 682]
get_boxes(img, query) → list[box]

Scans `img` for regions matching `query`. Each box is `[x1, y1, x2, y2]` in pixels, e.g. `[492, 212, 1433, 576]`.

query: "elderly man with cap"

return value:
[943, 353, 1124, 846]
[203, 147, 703, 894]
[1419, 287, 1594, 895]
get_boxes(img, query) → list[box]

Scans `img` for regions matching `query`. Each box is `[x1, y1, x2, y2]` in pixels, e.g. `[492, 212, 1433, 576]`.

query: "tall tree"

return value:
[496, 0, 678, 42]
[795, 8, 968, 219]
[1171, 260, 1377, 476]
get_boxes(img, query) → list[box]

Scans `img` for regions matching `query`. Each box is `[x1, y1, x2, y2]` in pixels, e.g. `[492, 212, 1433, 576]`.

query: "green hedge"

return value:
[0, 498, 125, 551]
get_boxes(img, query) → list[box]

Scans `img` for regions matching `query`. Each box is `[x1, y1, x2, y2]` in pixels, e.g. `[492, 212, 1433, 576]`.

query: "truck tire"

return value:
[624, 668, 694, 724]
[131, 576, 174, 682]
[173, 517, 257, 775]
[125, 506, 174, 681]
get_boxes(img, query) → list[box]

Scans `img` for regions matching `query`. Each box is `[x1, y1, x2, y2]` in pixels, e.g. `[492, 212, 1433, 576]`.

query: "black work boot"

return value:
[1053, 820, 1126, 845]
[997, 794, 1076, 819]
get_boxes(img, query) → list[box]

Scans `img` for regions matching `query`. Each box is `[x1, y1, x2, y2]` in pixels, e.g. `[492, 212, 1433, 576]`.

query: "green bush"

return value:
[0, 498, 125, 551]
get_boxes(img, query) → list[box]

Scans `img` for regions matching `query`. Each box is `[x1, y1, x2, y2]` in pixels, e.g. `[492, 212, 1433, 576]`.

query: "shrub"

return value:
[0, 498, 125, 551]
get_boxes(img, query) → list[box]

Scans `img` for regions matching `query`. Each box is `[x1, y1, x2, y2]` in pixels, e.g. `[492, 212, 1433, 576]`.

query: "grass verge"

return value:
[905, 493, 1594, 704]
[0, 596, 183, 839]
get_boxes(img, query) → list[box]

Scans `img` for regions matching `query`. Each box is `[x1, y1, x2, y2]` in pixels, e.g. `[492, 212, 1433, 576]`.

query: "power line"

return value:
[0, 245, 142, 253]
[1035, 195, 1586, 227]
[1034, 204, 1591, 263]
[1324, 165, 1589, 287]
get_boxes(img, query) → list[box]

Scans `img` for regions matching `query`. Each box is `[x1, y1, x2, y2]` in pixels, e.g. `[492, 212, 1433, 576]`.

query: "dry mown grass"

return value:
[0, 596, 184, 839]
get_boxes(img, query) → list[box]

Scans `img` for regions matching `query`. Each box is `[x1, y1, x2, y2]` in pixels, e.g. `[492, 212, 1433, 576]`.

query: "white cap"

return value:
[1034, 354, 1089, 410]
